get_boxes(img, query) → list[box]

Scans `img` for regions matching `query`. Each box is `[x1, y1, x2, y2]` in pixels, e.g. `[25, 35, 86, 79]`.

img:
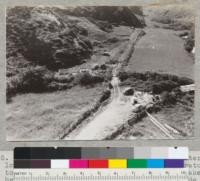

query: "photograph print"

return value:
[6, 4, 195, 140]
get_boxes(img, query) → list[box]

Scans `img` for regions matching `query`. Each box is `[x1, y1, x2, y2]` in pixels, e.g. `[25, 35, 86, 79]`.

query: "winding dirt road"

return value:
[66, 30, 146, 140]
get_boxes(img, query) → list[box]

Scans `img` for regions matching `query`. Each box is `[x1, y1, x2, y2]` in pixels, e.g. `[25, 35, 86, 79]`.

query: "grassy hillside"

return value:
[146, 5, 194, 30]
[144, 5, 195, 53]
[7, 85, 109, 140]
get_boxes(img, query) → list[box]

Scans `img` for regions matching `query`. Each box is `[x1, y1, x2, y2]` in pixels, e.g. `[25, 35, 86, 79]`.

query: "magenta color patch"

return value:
[69, 160, 88, 168]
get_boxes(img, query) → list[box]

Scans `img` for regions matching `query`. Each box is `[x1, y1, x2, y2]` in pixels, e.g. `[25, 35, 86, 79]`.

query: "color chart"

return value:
[14, 147, 188, 169]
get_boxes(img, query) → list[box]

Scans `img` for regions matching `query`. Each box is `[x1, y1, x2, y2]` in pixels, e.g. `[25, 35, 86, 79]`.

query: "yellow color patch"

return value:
[108, 159, 127, 168]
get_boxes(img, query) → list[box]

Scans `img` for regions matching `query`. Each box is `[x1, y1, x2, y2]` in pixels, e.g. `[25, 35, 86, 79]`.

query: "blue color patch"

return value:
[147, 159, 164, 168]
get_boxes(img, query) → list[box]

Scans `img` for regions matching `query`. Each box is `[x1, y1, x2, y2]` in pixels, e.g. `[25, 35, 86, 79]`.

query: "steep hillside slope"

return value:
[54, 6, 145, 29]
[7, 7, 93, 71]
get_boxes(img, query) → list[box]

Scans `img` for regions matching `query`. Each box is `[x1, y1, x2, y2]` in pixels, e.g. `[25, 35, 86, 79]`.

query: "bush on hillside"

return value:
[185, 38, 194, 53]
[20, 66, 53, 93]
[152, 80, 179, 94]
[77, 72, 104, 86]
[118, 71, 193, 94]
[7, 66, 54, 97]
[118, 71, 129, 81]
[160, 91, 177, 105]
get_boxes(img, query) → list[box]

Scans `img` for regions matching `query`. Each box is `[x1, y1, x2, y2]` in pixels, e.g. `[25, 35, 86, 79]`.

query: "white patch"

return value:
[40, 13, 61, 25]
[192, 47, 195, 54]
[180, 84, 195, 92]
[182, 35, 188, 39]
[131, 91, 154, 106]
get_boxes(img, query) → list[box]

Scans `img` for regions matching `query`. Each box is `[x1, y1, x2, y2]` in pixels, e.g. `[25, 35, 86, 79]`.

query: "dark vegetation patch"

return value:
[55, 6, 145, 29]
[184, 34, 194, 53]
[76, 72, 104, 86]
[178, 29, 194, 54]
[118, 71, 194, 114]
[7, 7, 93, 70]
[7, 66, 112, 102]
[7, 66, 54, 102]
[118, 71, 193, 94]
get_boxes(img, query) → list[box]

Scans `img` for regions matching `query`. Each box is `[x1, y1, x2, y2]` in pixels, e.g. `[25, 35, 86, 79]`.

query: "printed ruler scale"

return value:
[13, 169, 188, 181]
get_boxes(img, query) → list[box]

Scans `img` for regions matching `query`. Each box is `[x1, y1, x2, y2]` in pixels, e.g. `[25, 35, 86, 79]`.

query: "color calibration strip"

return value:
[14, 147, 188, 159]
[14, 159, 185, 169]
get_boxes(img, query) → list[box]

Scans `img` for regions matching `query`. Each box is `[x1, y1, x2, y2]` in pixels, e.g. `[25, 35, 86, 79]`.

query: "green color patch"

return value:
[127, 159, 147, 168]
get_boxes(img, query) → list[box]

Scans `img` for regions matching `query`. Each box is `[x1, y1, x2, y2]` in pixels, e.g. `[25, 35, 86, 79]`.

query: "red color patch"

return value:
[88, 160, 108, 168]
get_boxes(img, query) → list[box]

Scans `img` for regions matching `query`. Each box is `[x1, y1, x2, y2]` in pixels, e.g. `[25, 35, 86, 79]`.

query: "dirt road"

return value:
[69, 71, 133, 140]
[66, 31, 145, 140]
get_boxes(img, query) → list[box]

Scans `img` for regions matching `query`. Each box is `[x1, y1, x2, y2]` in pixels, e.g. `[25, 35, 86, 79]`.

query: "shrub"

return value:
[146, 104, 161, 113]
[6, 66, 54, 101]
[152, 80, 179, 94]
[160, 91, 177, 105]
[119, 71, 194, 95]
[20, 66, 53, 93]
[78, 72, 104, 86]
[124, 88, 134, 96]
[177, 77, 193, 85]
[7, 78, 20, 102]
[118, 71, 129, 81]
[185, 39, 194, 53]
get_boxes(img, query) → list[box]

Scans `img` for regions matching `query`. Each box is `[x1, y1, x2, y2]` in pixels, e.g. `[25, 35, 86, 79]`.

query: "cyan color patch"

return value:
[147, 159, 164, 168]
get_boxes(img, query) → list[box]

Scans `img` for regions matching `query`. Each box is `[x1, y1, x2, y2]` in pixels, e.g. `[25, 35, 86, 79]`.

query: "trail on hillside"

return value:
[66, 30, 146, 140]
